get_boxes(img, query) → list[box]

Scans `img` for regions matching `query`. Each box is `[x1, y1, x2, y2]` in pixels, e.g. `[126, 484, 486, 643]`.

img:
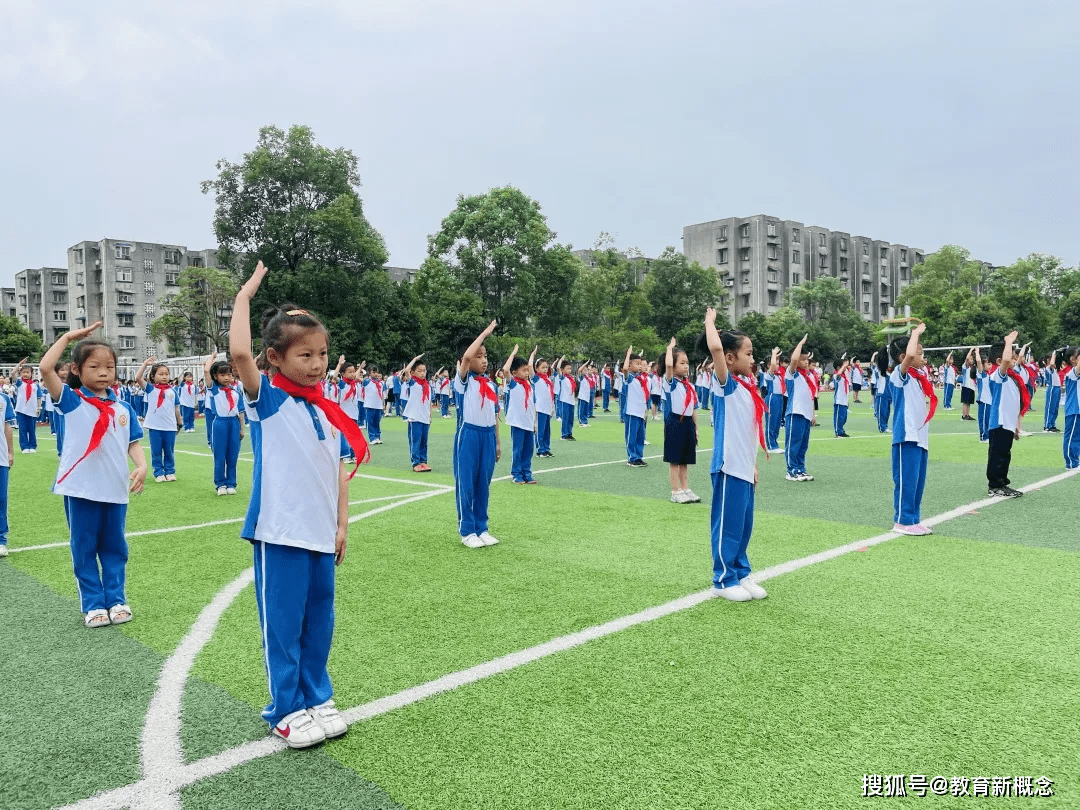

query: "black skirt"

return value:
[961, 387, 975, 405]
[663, 415, 697, 465]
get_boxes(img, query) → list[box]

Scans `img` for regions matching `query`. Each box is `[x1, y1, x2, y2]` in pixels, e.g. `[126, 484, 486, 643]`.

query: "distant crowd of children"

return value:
[3, 259, 1078, 750]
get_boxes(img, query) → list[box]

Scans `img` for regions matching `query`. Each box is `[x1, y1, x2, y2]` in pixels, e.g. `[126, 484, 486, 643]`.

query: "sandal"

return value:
[85, 609, 110, 628]
[108, 604, 133, 625]
[419, 464, 432, 472]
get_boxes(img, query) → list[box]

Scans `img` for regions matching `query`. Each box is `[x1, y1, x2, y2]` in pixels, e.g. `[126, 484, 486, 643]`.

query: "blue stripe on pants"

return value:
[440, 394, 450, 417]
[253, 541, 335, 727]
[892, 441, 928, 525]
[55, 412, 66, 456]
[181, 404, 195, 430]
[577, 399, 589, 426]
[766, 394, 783, 449]
[1064, 414, 1080, 469]
[366, 408, 382, 441]
[408, 421, 430, 466]
[64, 496, 128, 613]
[978, 401, 989, 441]
[510, 425, 534, 482]
[710, 471, 754, 588]
[205, 408, 215, 447]
[784, 414, 810, 476]
[875, 394, 891, 433]
[16, 412, 36, 450]
[212, 416, 241, 489]
[943, 383, 954, 409]
[833, 403, 848, 436]
[1045, 386, 1061, 430]
[149, 429, 176, 477]
[624, 414, 645, 462]
[455, 423, 496, 538]
[536, 412, 552, 454]
[0, 465, 8, 544]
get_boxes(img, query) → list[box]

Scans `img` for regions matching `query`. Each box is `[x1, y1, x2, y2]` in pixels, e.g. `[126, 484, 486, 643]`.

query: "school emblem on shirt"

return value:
[118, 413, 128, 427]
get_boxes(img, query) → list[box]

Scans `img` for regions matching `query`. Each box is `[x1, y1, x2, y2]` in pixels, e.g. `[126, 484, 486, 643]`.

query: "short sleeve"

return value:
[244, 374, 288, 422]
[124, 403, 144, 443]
[3, 397, 14, 424]
[710, 373, 738, 396]
[55, 385, 83, 414]
[453, 376, 466, 395]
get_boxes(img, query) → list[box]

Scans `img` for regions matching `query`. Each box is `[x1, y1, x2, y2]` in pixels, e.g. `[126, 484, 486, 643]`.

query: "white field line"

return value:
[7, 493, 445, 555]
[56, 467, 1079, 810]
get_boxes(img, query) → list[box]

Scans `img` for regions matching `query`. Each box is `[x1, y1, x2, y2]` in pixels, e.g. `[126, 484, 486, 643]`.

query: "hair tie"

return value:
[285, 309, 309, 316]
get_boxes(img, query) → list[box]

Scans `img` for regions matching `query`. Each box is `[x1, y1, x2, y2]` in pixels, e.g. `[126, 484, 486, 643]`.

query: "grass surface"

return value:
[3, 392, 1078, 810]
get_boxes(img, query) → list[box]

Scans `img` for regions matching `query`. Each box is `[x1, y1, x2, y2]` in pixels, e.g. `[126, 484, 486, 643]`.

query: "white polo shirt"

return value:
[53, 385, 143, 504]
[888, 368, 930, 450]
[506, 377, 536, 430]
[710, 373, 758, 483]
[143, 383, 178, 432]
[558, 374, 576, 406]
[456, 372, 498, 427]
[336, 378, 362, 420]
[403, 378, 431, 424]
[0, 398, 15, 467]
[241, 374, 340, 554]
[14, 379, 40, 417]
[178, 381, 197, 408]
[625, 372, 649, 418]
[834, 373, 850, 407]
[577, 375, 592, 402]
[362, 379, 385, 410]
[784, 370, 815, 420]
[666, 377, 697, 418]
[209, 384, 241, 418]
[532, 374, 556, 416]
[988, 367, 1023, 432]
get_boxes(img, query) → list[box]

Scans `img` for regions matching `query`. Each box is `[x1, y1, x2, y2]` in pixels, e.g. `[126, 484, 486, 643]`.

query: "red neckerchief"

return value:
[343, 379, 359, 401]
[154, 383, 171, 408]
[603, 369, 613, 384]
[411, 376, 430, 403]
[795, 368, 818, 398]
[439, 377, 450, 392]
[474, 375, 498, 405]
[272, 374, 370, 476]
[837, 370, 849, 395]
[1025, 363, 1039, 386]
[634, 372, 650, 400]
[988, 364, 1032, 416]
[675, 376, 697, 412]
[185, 381, 193, 396]
[776, 370, 786, 395]
[562, 373, 576, 396]
[537, 373, 555, 402]
[221, 385, 235, 412]
[23, 381, 32, 401]
[513, 375, 531, 401]
[1060, 368, 1071, 385]
[56, 391, 116, 484]
[908, 367, 938, 426]
[374, 379, 383, 399]
[732, 374, 768, 457]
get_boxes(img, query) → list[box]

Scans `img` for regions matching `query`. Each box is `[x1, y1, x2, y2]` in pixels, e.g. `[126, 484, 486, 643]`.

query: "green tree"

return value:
[572, 235, 650, 333]
[201, 124, 389, 355]
[428, 186, 571, 334]
[643, 247, 728, 341]
[150, 266, 238, 354]
[896, 245, 982, 328]
[0, 315, 45, 363]
[408, 258, 488, 371]
[785, 276, 876, 361]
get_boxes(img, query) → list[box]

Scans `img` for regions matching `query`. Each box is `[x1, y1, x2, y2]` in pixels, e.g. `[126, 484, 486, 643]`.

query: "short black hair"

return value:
[989, 342, 1006, 364]
[68, 339, 117, 390]
[510, 357, 528, 373]
[209, 360, 233, 384]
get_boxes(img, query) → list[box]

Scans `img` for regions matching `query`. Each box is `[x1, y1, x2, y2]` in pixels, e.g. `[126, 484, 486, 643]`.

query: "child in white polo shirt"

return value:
[784, 335, 816, 481]
[503, 344, 538, 484]
[888, 323, 937, 535]
[136, 355, 181, 482]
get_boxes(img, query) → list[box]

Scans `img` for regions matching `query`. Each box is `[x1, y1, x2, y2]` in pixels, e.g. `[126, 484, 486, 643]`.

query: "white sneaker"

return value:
[226, 487, 237, 495]
[478, 531, 499, 546]
[670, 491, 689, 503]
[893, 523, 922, 536]
[713, 584, 753, 602]
[272, 709, 326, 749]
[798, 473, 814, 481]
[643, 440, 651, 446]
[308, 700, 348, 739]
[155, 475, 166, 483]
[21, 449, 29, 454]
[739, 577, 767, 599]
[461, 533, 486, 549]
[0, 545, 8, 557]
[683, 490, 701, 503]
[785, 473, 802, 482]
[165, 474, 176, 481]
[217, 486, 228, 496]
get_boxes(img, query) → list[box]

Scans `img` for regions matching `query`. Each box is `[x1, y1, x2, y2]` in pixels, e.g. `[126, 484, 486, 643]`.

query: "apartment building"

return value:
[12, 268, 72, 342]
[2, 287, 17, 319]
[682, 215, 928, 322]
[571, 249, 654, 284]
[39, 239, 220, 365]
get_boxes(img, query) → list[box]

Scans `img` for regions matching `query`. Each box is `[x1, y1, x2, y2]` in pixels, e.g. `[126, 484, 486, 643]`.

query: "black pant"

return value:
[987, 427, 1014, 488]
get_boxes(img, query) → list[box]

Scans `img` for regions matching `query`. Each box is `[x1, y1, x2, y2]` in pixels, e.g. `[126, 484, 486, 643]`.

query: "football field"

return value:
[2, 392, 1077, 809]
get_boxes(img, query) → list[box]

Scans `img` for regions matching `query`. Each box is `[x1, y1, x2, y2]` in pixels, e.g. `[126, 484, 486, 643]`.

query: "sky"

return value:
[1, 0, 1078, 289]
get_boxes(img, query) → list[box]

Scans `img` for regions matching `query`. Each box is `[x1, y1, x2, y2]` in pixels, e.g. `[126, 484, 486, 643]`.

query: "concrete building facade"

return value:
[3, 287, 17, 319]
[15, 239, 219, 367]
[682, 215, 927, 323]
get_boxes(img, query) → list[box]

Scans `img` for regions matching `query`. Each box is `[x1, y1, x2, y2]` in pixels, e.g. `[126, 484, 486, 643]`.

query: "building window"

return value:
[118, 292, 133, 305]
[792, 249, 800, 263]
[767, 245, 778, 260]
[219, 316, 231, 331]
[51, 272, 67, 285]
[146, 347, 156, 359]
[819, 255, 827, 269]
[188, 257, 205, 268]
[18, 277, 25, 288]
[819, 233, 826, 247]
[881, 283, 888, 296]
[767, 222, 777, 237]
[164, 249, 181, 264]
[740, 247, 750, 262]
[915, 253, 924, 263]
[740, 224, 749, 238]
[165, 272, 179, 286]
[740, 294, 750, 308]
[840, 238, 847, 250]
[120, 336, 136, 350]
[74, 249, 84, 264]
[143, 259, 154, 273]
[53, 310, 67, 322]
[863, 301, 870, 313]
[76, 296, 85, 308]
[717, 226, 728, 241]
[901, 249, 908, 262]
[117, 313, 134, 327]
[32, 293, 41, 304]
[145, 303, 155, 316]
[18, 295, 26, 306]
[717, 248, 728, 264]
[740, 271, 750, 285]
[117, 268, 133, 282]
[840, 257, 848, 272]
[52, 291, 67, 303]
[145, 325, 153, 337]
[900, 266, 908, 280]
[792, 228, 800, 241]
[115, 244, 131, 260]
[768, 269, 778, 282]
[880, 303, 888, 317]
[767, 290, 778, 306]
[75, 272, 83, 286]
[144, 281, 155, 295]
[792, 272, 800, 285]
[863, 243, 869, 255]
